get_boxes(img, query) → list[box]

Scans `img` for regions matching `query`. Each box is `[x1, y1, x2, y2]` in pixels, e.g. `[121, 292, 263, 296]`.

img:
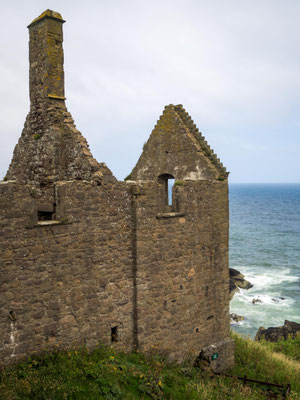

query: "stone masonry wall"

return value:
[133, 180, 231, 365]
[0, 180, 134, 364]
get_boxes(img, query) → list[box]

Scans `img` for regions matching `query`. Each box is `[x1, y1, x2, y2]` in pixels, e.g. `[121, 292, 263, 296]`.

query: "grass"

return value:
[231, 332, 300, 399]
[257, 333, 300, 362]
[174, 180, 185, 186]
[0, 333, 299, 399]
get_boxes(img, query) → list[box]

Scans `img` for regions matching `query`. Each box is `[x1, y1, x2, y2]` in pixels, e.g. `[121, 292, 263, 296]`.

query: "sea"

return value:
[229, 183, 300, 338]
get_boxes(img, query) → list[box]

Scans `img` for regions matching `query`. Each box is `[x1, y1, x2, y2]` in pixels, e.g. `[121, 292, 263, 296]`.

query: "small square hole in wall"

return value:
[37, 211, 53, 221]
[111, 326, 119, 342]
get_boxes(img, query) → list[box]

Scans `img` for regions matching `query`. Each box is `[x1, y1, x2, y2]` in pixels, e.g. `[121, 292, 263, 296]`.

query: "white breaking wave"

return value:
[230, 266, 299, 337]
[233, 266, 299, 290]
[234, 290, 295, 307]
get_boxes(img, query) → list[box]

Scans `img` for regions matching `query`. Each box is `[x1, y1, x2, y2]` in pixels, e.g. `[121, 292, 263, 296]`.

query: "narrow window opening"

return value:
[158, 173, 175, 208]
[111, 326, 119, 342]
[167, 178, 175, 206]
[37, 211, 53, 221]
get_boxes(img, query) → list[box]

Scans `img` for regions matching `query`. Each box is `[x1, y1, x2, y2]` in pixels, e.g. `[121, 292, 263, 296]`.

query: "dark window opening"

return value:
[111, 326, 119, 342]
[38, 211, 53, 221]
[9, 310, 16, 321]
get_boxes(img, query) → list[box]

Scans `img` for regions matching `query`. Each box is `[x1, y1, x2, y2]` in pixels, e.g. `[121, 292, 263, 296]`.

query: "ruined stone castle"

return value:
[0, 10, 234, 371]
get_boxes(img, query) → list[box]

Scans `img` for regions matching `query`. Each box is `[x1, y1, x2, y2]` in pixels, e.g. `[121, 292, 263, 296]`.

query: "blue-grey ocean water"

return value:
[229, 184, 300, 338]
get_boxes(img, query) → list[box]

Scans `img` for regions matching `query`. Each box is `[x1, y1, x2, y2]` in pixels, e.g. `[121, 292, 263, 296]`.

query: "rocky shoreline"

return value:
[255, 320, 300, 342]
[229, 268, 253, 323]
[229, 269, 300, 342]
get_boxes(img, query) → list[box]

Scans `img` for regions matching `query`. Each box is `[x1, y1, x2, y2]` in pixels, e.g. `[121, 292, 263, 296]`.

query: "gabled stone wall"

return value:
[127, 102, 233, 368]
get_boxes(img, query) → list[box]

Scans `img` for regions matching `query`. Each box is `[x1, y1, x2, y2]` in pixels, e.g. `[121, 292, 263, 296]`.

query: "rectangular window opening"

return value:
[111, 326, 119, 342]
[167, 178, 175, 206]
[37, 211, 53, 221]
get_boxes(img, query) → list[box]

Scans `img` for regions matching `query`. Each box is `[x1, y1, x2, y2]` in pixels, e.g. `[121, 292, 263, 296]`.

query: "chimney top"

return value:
[27, 9, 65, 28]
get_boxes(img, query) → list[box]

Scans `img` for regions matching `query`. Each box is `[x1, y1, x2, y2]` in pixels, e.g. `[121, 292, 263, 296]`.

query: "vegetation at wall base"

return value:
[0, 332, 299, 399]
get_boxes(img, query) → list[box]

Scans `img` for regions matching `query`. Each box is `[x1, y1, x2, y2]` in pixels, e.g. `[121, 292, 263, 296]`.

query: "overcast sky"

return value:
[1, 0, 300, 182]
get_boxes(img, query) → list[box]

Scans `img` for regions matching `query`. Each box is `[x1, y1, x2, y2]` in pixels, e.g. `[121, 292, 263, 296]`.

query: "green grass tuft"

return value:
[174, 180, 185, 186]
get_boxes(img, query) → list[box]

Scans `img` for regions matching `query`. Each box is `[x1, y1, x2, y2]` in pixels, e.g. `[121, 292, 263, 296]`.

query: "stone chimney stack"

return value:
[28, 10, 66, 104]
[5, 10, 115, 184]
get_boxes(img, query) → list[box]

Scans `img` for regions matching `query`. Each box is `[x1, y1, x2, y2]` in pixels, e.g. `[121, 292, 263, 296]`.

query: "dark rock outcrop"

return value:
[230, 313, 244, 323]
[255, 320, 300, 342]
[252, 298, 262, 304]
[229, 268, 253, 300]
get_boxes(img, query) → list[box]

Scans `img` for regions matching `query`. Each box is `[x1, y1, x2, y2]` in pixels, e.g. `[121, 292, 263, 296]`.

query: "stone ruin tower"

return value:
[0, 10, 234, 371]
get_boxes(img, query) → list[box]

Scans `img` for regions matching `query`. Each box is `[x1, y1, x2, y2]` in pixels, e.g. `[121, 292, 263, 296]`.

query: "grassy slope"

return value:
[0, 333, 299, 400]
[256, 334, 300, 362]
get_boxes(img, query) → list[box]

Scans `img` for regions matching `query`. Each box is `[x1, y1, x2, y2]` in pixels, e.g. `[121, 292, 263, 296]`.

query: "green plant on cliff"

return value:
[0, 333, 299, 399]
[33, 133, 41, 140]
